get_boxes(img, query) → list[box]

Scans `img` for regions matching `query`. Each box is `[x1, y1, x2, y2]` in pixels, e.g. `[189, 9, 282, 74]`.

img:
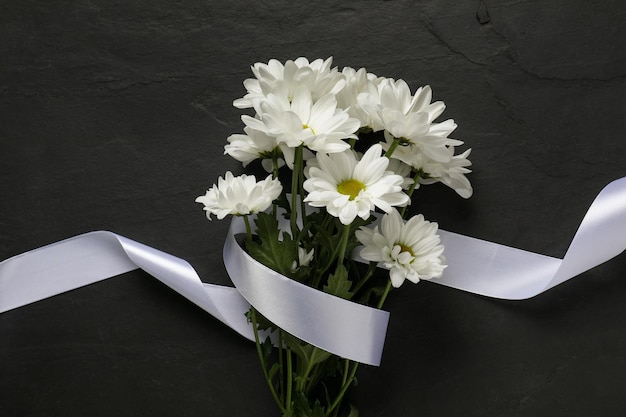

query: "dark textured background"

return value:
[1, 1, 625, 416]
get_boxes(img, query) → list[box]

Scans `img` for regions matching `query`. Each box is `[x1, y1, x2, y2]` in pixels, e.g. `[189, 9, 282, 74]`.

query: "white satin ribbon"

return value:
[0, 225, 388, 365]
[0, 231, 254, 340]
[223, 216, 389, 366]
[1, 177, 625, 365]
[435, 176, 626, 299]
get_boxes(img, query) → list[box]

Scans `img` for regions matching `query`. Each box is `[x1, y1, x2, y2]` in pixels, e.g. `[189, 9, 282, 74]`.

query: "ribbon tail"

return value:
[0, 231, 255, 340]
[433, 177, 626, 299]
[550, 177, 626, 286]
[0, 232, 137, 313]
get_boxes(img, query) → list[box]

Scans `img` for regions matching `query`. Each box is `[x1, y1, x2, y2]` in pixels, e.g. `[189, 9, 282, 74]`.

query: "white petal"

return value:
[291, 85, 313, 123]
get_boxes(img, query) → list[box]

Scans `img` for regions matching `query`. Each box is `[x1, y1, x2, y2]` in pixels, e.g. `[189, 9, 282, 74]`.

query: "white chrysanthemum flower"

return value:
[303, 144, 409, 225]
[335, 66, 381, 129]
[382, 116, 463, 162]
[195, 171, 282, 220]
[358, 79, 462, 162]
[233, 57, 345, 109]
[242, 85, 360, 161]
[379, 79, 446, 124]
[355, 209, 446, 287]
[381, 116, 463, 162]
[419, 148, 473, 198]
[358, 79, 444, 132]
[382, 126, 473, 198]
[224, 127, 283, 172]
[291, 246, 315, 273]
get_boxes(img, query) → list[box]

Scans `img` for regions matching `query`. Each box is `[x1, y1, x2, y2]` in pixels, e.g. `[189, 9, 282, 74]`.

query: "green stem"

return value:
[400, 173, 421, 218]
[384, 136, 401, 159]
[340, 358, 350, 388]
[272, 156, 279, 218]
[313, 222, 351, 286]
[304, 361, 323, 395]
[278, 330, 285, 404]
[377, 280, 393, 309]
[296, 349, 318, 392]
[325, 361, 359, 417]
[336, 224, 352, 265]
[250, 309, 285, 413]
[316, 223, 351, 288]
[243, 215, 252, 243]
[407, 173, 421, 199]
[286, 346, 293, 414]
[272, 155, 280, 179]
[351, 261, 378, 295]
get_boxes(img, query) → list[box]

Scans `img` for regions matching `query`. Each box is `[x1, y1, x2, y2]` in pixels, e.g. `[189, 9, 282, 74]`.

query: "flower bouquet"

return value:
[196, 57, 472, 417]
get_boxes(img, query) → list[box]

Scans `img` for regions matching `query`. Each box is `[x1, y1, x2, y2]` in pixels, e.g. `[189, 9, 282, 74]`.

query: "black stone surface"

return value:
[1, 1, 625, 416]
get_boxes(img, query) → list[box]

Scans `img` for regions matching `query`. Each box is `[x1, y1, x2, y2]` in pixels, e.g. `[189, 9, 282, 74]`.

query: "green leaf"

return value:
[284, 333, 333, 367]
[245, 307, 277, 332]
[323, 264, 354, 300]
[305, 211, 338, 256]
[293, 392, 326, 417]
[276, 192, 292, 219]
[261, 335, 274, 364]
[357, 280, 388, 306]
[246, 212, 298, 278]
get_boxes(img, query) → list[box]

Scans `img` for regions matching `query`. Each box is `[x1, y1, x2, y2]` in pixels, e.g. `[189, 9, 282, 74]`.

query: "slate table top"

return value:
[1, 1, 626, 416]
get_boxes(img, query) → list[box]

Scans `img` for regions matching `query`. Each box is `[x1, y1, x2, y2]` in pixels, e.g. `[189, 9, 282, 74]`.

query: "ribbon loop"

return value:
[223, 217, 389, 366]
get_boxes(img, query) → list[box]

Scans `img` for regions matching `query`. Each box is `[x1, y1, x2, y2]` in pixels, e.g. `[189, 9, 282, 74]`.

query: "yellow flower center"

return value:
[397, 243, 414, 257]
[303, 124, 316, 135]
[337, 179, 365, 200]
